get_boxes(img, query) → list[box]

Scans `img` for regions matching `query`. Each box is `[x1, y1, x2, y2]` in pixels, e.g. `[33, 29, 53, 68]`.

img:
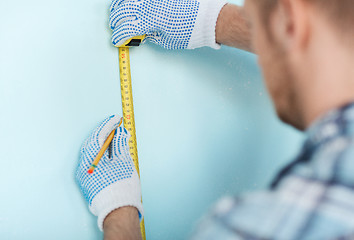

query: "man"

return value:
[76, 0, 354, 239]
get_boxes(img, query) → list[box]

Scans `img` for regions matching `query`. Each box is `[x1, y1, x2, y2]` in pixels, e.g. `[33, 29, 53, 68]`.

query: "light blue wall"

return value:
[0, 0, 303, 239]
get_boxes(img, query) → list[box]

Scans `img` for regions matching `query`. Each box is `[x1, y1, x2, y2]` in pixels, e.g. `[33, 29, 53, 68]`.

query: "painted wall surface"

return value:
[0, 0, 303, 239]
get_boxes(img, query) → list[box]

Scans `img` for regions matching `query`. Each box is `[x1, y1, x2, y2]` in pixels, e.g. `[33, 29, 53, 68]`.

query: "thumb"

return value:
[83, 115, 122, 152]
[111, 127, 132, 162]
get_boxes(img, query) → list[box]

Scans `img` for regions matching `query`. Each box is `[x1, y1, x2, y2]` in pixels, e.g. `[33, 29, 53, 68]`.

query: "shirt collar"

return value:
[305, 102, 354, 147]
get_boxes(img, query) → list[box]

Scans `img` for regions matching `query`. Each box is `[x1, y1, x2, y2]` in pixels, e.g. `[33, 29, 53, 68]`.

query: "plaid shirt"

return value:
[191, 103, 354, 240]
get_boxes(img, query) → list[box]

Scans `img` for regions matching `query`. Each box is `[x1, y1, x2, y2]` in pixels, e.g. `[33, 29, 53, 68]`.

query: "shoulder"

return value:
[292, 136, 354, 187]
[308, 136, 354, 187]
[190, 136, 354, 239]
[190, 193, 282, 240]
[191, 174, 354, 240]
[333, 137, 354, 187]
[191, 189, 310, 240]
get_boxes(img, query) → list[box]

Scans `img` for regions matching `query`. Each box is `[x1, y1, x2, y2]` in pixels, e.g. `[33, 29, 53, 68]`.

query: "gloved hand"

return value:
[76, 115, 143, 231]
[109, 0, 227, 49]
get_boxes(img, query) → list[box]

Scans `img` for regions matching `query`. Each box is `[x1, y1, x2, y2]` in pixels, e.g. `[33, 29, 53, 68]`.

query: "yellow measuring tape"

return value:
[118, 35, 146, 240]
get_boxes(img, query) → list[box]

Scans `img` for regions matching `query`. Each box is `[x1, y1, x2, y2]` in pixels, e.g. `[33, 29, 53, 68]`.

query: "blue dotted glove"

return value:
[109, 0, 227, 49]
[76, 115, 143, 231]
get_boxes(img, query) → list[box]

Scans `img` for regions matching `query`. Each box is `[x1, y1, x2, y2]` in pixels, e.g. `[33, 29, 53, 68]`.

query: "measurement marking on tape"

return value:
[118, 47, 145, 240]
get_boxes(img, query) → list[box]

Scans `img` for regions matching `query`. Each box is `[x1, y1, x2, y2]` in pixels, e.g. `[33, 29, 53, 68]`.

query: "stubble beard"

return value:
[263, 48, 305, 131]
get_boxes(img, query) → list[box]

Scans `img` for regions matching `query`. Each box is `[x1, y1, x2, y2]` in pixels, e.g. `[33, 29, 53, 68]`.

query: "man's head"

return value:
[244, 0, 354, 130]
[254, 0, 354, 33]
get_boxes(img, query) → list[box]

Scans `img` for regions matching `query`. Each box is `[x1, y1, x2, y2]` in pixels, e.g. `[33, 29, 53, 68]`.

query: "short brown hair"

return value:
[256, 0, 354, 35]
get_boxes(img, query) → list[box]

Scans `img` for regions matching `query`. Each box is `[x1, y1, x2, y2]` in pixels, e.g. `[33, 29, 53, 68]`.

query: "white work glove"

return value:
[109, 0, 227, 49]
[76, 115, 143, 231]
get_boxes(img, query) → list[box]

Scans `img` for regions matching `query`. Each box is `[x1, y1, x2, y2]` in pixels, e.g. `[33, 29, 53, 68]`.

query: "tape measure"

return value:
[118, 35, 146, 240]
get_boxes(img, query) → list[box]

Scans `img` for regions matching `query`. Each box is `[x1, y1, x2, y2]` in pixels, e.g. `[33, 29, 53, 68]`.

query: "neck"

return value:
[296, 25, 354, 129]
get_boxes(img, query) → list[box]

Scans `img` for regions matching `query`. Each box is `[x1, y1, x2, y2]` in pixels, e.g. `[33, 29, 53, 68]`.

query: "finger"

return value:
[109, 2, 139, 30]
[146, 32, 170, 48]
[146, 34, 160, 45]
[111, 126, 132, 162]
[80, 137, 90, 155]
[141, 36, 147, 44]
[111, 22, 145, 47]
[83, 115, 122, 152]
[110, 0, 133, 12]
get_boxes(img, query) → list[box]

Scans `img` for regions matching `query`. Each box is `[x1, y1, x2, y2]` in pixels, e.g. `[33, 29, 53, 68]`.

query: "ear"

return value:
[271, 0, 310, 51]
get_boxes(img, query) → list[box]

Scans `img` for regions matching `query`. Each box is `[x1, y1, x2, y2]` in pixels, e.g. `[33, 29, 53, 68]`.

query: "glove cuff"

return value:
[188, 0, 228, 49]
[89, 171, 144, 231]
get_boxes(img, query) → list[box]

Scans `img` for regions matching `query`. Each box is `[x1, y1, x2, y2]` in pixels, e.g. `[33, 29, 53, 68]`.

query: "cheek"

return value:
[252, 31, 280, 92]
[252, 26, 272, 61]
[255, 44, 276, 89]
[258, 48, 287, 105]
[251, 27, 263, 54]
[250, 18, 288, 104]
[260, 57, 277, 96]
